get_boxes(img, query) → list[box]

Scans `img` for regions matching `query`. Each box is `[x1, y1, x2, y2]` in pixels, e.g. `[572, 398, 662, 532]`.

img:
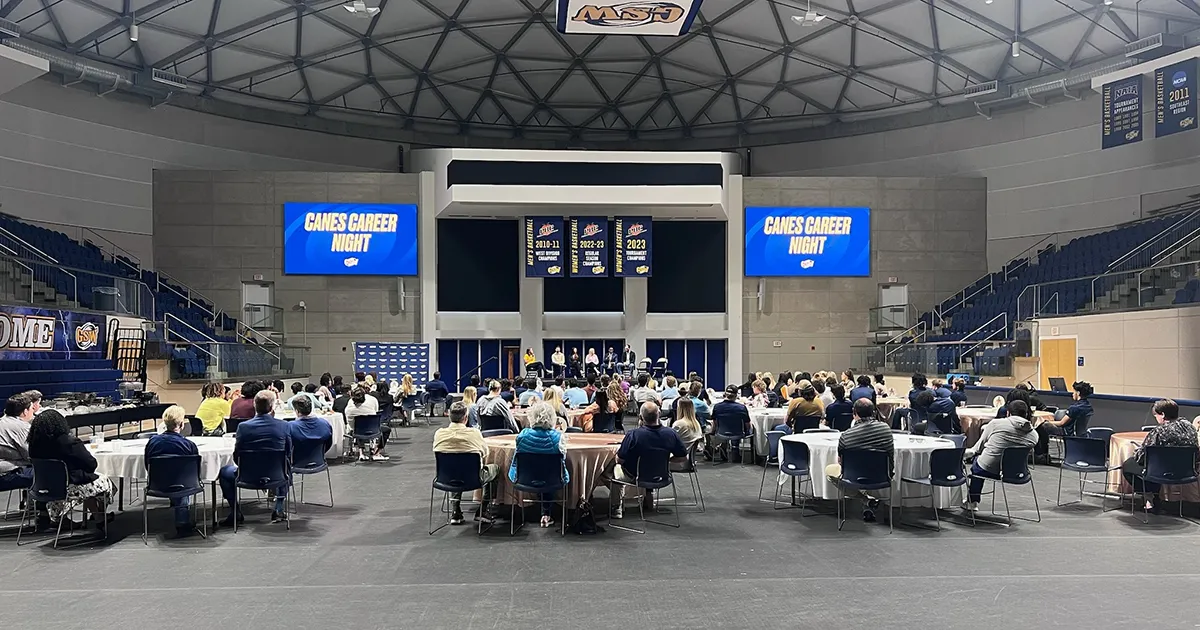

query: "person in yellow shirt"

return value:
[432, 401, 498, 525]
[524, 348, 537, 366]
[195, 382, 232, 435]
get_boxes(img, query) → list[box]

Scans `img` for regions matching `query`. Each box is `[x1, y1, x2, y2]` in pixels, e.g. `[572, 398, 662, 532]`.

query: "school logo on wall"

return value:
[556, 0, 702, 36]
[74, 323, 99, 350]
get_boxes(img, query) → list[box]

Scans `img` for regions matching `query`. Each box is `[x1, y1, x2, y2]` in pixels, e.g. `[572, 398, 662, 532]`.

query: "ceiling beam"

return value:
[939, 0, 1068, 69]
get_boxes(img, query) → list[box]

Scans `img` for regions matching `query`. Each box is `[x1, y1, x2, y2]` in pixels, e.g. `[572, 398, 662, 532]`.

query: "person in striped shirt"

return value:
[824, 398, 894, 523]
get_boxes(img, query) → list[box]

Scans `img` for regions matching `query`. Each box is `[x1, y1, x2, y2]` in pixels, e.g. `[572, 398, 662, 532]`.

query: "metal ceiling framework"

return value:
[2, 0, 1199, 144]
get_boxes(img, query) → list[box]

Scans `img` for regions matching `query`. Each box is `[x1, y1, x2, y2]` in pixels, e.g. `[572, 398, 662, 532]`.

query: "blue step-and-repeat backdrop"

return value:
[353, 342, 430, 385]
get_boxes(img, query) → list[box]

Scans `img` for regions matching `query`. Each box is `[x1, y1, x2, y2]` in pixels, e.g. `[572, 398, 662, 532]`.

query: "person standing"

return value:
[433, 402, 498, 525]
[145, 405, 199, 535]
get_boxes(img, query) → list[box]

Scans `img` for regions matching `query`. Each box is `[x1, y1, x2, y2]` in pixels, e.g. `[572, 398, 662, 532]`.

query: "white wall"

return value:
[1037, 307, 1200, 400]
[0, 79, 402, 266]
[751, 95, 1200, 269]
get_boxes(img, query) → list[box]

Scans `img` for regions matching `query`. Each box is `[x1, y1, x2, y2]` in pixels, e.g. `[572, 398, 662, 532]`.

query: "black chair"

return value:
[827, 407, 854, 431]
[429, 452, 488, 535]
[510, 452, 568, 535]
[565, 426, 584, 433]
[758, 430, 788, 502]
[968, 446, 1040, 526]
[481, 429, 512, 438]
[350, 414, 382, 461]
[611, 448, 678, 534]
[666, 439, 705, 512]
[899, 447, 971, 531]
[1056, 437, 1111, 509]
[773, 439, 814, 512]
[186, 415, 204, 437]
[292, 438, 333, 509]
[836, 449, 893, 533]
[18, 458, 108, 548]
[1139, 425, 1158, 432]
[790, 414, 822, 434]
[711, 414, 753, 465]
[400, 394, 421, 426]
[1137, 446, 1200, 523]
[924, 413, 952, 436]
[940, 434, 967, 448]
[233, 449, 292, 532]
[425, 392, 449, 420]
[478, 414, 509, 433]
[590, 412, 617, 433]
[143, 454, 206, 542]
[1085, 427, 1115, 442]
[226, 416, 250, 434]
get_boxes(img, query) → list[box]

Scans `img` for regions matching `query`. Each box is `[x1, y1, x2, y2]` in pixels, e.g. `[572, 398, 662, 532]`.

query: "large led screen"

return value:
[283, 203, 418, 276]
[744, 206, 870, 277]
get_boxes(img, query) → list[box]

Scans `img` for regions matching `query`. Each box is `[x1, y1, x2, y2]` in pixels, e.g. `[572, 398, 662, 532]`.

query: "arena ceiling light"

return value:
[342, 1, 380, 17]
[790, 0, 825, 26]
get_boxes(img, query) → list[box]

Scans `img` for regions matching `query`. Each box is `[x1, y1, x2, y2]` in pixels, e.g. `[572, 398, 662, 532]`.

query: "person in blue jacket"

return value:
[144, 405, 199, 535]
[509, 402, 568, 528]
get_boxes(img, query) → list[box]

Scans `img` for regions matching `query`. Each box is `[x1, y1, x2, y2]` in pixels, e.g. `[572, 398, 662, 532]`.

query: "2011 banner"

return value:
[1102, 75, 1143, 149]
[744, 207, 871, 277]
[525, 217, 565, 277]
[570, 217, 610, 277]
[614, 217, 652, 277]
[1156, 58, 1196, 138]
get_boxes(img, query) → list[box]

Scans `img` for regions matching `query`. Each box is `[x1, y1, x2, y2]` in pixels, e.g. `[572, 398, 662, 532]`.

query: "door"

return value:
[1039, 338, 1077, 390]
[503, 345, 520, 380]
[241, 282, 275, 328]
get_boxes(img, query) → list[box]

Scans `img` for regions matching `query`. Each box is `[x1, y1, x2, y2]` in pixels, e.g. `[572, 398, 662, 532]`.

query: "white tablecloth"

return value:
[750, 408, 788, 454]
[273, 410, 346, 458]
[778, 433, 963, 507]
[91, 436, 235, 482]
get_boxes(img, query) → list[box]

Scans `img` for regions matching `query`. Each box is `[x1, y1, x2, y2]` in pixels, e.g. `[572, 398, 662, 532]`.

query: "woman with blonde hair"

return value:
[671, 396, 705, 448]
[606, 380, 629, 431]
[460, 386, 479, 427]
[400, 374, 416, 398]
[542, 387, 570, 430]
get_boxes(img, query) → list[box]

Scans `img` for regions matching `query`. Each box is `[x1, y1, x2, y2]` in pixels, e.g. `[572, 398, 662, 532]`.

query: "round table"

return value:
[750, 408, 787, 455]
[956, 407, 1053, 447]
[778, 432, 963, 507]
[876, 397, 909, 421]
[1107, 432, 1200, 502]
[91, 436, 235, 482]
[272, 410, 346, 459]
[483, 433, 623, 506]
[511, 407, 587, 429]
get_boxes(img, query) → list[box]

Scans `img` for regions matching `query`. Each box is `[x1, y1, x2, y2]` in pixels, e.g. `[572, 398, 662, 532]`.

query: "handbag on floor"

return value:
[570, 500, 604, 535]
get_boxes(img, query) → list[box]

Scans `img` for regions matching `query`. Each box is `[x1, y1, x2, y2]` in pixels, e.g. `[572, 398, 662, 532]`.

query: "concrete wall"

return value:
[1037, 306, 1200, 401]
[152, 171, 421, 377]
[741, 176, 988, 375]
[0, 79, 401, 266]
[750, 95, 1200, 269]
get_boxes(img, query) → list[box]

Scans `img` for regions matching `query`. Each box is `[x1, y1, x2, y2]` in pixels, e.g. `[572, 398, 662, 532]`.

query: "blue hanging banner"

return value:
[1155, 58, 1196, 138]
[525, 217, 565, 278]
[1101, 75, 1143, 149]
[614, 217, 652, 277]
[570, 217, 610, 277]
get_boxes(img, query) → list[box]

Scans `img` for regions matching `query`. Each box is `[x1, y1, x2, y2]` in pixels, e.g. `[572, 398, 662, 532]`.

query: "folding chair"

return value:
[610, 448, 678, 534]
[968, 446, 1040, 526]
[836, 449, 893, 533]
[1056, 436, 1111, 509]
[773, 439, 815, 512]
[899, 447, 971, 531]
[292, 438, 334, 509]
[429, 452, 490, 535]
[143, 454, 206, 543]
[18, 459, 109, 548]
[758, 430, 787, 502]
[510, 452, 568, 535]
[1136, 446, 1200, 524]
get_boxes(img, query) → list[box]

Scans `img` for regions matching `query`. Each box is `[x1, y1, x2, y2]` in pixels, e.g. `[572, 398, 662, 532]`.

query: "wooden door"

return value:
[503, 346, 520, 380]
[1039, 338, 1077, 390]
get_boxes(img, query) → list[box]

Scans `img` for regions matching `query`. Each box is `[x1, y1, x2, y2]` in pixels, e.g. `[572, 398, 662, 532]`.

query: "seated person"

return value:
[509, 403, 568, 528]
[461, 387, 478, 427]
[906, 390, 936, 431]
[907, 373, 929, 408]
[218, 390, 291, 525]
[931, 378, 953, 400]
[607, 402, 686, 519]
[659, 376, 680, 402]
[873, 373, 890, 397]
[746, 379, 770, 409]
[230, 381, 262, 420]
[1121, 398, 1199, 513]
[962, 399, 1037, 513]
[563, 379, 590, 408]
[425, 372, 450, 401]
[849, 374, 876, 406]
[196, 382, 232, 436]
[923, 389, 961, 435]
[1034, 381, 1093, 464]
[468, 375, 486, 399]
[739, 373, 757, 399]
[550, 346, 567, 377]
[580, 389, 618, 433]
[499, 379, 515, 404]
[825, 385, 855, 431]
[0, 392, 41, 524]
[823, 399, 893, 523]
[631, 373, 662, 406]
[584, 375, 599, 402]
[477, 380, 520, 434]
[346, 386, 389, 461]
[286, 382, 329, 412]
[686, 381, 710, 425]
[669, 397, 705, 452]
[950, 378, 969, 407]
[288, 397, 333, 459]
[542, 388, 571, 430]
[433, 401, 497, 525]
[331, 385, 352, 416]
[710, 385, 752, 463]
[517, 378, 543, 407]
[145, 405, 199, 535]
[27, 409, 116, 528]
[786, 381, 824, 433]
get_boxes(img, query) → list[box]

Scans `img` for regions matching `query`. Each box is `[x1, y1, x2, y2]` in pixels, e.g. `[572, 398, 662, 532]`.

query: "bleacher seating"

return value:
[1173, 278, 1200, 305]
[0, 357, 121, 401]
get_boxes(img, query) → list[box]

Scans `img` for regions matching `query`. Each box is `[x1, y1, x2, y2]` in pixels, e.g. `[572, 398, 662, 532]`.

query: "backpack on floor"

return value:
[570, 500, 604, 535]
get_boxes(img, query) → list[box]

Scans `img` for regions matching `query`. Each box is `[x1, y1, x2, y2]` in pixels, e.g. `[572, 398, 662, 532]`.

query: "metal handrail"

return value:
[234, 325, 281, 359]
[1107, 208, 1200, 272]
[957, 312, 1009, 361]
[1150, 225, 1200, 266]
[156, 269, 220, 318]
[0, 225, 78, 300]
[0, 243, 34, 303]
[0, 252, 155, 317]
[1040, 292, 1059, 316]
[81, 226, 142, 273]
[164, 312, 219, 346]
[883, 320, 928, 358]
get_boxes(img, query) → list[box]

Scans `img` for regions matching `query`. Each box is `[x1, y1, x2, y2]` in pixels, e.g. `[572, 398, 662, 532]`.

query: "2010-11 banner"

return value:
[614, 217, 652, 277]
[570, 217, 610, 277]
[525, 217, 565, 278]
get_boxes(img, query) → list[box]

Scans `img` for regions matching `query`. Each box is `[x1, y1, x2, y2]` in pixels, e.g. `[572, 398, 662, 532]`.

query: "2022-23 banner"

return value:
[570, 217, 610, 277]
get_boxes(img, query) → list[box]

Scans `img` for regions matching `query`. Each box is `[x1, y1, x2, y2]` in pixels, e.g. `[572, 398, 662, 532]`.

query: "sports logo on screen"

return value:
[74, 322, 99, 350]
[572, 2, 685, 27]
[1173, 71, 1188, 88]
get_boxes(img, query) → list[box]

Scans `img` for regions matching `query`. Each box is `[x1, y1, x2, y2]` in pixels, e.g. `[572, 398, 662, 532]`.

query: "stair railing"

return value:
[957, 312, 1010, 362]
[0, 243, 34, 304]
[0, 225, 77, 305]
[882, 320, 928, 359]
[1107, 208, 1200, 273]
[81, 227, 142, 276]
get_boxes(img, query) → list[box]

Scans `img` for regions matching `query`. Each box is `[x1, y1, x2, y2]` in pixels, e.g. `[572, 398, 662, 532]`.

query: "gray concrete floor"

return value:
[2, 425, 1200, 629]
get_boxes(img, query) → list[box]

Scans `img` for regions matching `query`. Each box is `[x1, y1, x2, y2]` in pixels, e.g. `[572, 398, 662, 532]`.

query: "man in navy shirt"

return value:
[931, 378, 954, 400]
[287, 396, 333, 459]
[145, 405, 200, 535]
[1035, 381, 1094, 464]
[710, 385, 752, 463]
[925, 388, 961, 434]
[825, 385, 855, 431]
[425, 373, 449, 400]
[218, 390, 292, 525]
[908, 373, 929, 408]
[950, 378, 969, 407]
[849, 374, 876, 405]
[608, 402, 686, 519]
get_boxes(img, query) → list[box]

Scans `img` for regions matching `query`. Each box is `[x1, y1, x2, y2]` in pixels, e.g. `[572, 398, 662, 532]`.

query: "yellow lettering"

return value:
[330, 233, 372, 253]
[573, 5, 618, 21]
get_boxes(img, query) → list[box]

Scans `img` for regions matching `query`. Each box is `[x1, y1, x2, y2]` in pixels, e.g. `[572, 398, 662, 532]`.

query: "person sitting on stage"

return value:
[824, 399, 893, 523]
[146, 405, 200, 535]
[585, 348, 600, 375]
[524, 347, 537, 367]
[604, 347, 617, 374]
[510, 402, 568, 528]
[433, 401, 497, 526]
[1121, 398, 1198, 513]
[517, 378, 543, 407]
[1033, 381, 1093, 464]
[477, 380, 520, 434]
[569, 347, 582, 378]
[850, 374, 876, 406]
[563, 379, 589, 408]
[217, 390, 290, 525]
[551, 346, 566, 377]
[607, 402, 686, 519]
[196, 381, 232, 436]
[963, 399, 1037, 513]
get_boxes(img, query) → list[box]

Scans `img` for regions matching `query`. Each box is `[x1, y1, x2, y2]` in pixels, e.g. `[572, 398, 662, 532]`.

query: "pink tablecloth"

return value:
[957, 408, 1053, 448]
[483, 433, 622, 506]
[1107, 432, 1200, 502]
[511, 407, 586, 429]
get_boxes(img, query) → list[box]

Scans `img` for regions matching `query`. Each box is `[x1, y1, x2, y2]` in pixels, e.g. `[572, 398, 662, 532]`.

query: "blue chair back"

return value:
[779, 440, 811, 476]
[479, 414, 509, 432]
[591, 412, 617, 433]
[1063, 410, 1093, 437]
[791, 414, 822, 433]
[926, 413, 952, 435]
[772, 423, 790, 433]
[433, 452, 483, 493]
[940, 434, 967, 448]
[351, 414, 382, 440]
[927, 448, 967, 487]
[766, 430, 787, 462]
[400, 394, 421, 411]
[1061, 437, 1107, 470]
[633, 448, 673, 490]
[828, 407, 854, 431]
[29, 459, 69, 503]
[999, 447, 1033, 485]
[481, 429, 512, 437]
[839, 449, 891, 490]
[1085, 427, 1114, 442]
[1143, 446, 1200, 485]
[292, 438, 329, 473]
[512, 452, 566, 493]
[146, 454, 203, 498]
[714, 413, 748, 438]
[235, 449, 290, 490]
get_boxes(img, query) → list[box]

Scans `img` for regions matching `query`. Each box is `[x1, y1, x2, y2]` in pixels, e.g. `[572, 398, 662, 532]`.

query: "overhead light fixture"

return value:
[791, 0, 826, 26]
[1104, 0, 1113, 5]
[343, 1, 380, 16]
[128, 23, 138, 42]
[985, 0, 993, 4]
[1011, 41, 1021, 57]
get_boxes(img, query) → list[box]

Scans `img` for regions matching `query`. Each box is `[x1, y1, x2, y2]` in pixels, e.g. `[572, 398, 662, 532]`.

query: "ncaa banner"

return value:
[283, 202, 418, 276]
[1155, 58, 1196, 138]
[353, 342, 430, 385]
[744, 207, 871, 277]
[570, 217, 610, 277]
[525, 217, 565, 278]
[0, 305, 106, 360]
[614, 217, 652, 277]
[556, 0, 703, 36]
[1101, 75, 1143, 149]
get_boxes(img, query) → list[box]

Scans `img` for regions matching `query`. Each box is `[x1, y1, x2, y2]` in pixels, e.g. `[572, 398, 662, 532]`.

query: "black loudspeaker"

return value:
[397, 145, 405, 172]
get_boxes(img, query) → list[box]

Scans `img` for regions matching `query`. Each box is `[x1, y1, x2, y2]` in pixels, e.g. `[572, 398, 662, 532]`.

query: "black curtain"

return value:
[437, 219, 519, 311]
[648, 221, 727, 313]
[543, 276, 624, 312]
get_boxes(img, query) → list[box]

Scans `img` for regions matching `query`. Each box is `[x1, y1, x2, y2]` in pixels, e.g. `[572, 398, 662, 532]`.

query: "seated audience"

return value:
[499, 379, 515, 404]
[517, 378, 543, 407]
[924, 388, 961, 435]
[346, 386, 389, 461]
[509, 402, 568, 528]
[685, 381, 709, 424]
[963, 399, 1037, 513]
[850, 375, 876, 405]
[1121, 398, 1199, 513]
[950, 378, 969, 407]
[841, 370, 855, 390]
[786, 380, 824, 433]
[1034, 381, 1093, 464]
[777, 372, 794, 401]
[746, 379, 770, 408]
[542, 388, 571, 430]
[468, 375, 485, 399]
[425, 372, 450, 401]
[27, 408, 116, 528]
[217, 390, 290, 525]
[908, 373, 929, 408]
[371, 380, 394, 416]
[823, 399, 892, 523]
[608, 402, 686, 519]
[825, 385, 854, 431]
[931, 378, 953, 400]
[230, 381, 262, 420]
[817, 379, 836, 408]
[551, 377, 566, 400]
[631, 373, 662, 406]
[196, 382, 232, 436]
[0, 393, 37, 520]
[288, 396, 333, 459]
[563, 379, 589, 408]
[332, 385, 352, 416]
[908, 390, 936, 430]
[286, 382, 327, 413]
[461, 386, 478, 427]
[583, 375, 598, 402]
[740, 373, 757, 398]
[145, 405, 199, 535]
[660, 376, 680, 402]
[873, 373, 890, 397]
[433, 401, 497, 525]
[477, 380, 520, 434]
[317, 373, 335, 403]
[711, 385, 752, 463]
[580, 388, 618, 433]
[670, 397, 705, 450]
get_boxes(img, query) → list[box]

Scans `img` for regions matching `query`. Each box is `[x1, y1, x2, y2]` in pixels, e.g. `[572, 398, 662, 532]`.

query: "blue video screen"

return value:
[744, 206, 871, 277]
[283, 203, 418, 276]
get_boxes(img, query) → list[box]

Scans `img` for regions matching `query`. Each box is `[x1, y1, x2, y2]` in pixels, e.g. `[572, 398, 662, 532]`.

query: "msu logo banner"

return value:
[556, 0, 703, 36]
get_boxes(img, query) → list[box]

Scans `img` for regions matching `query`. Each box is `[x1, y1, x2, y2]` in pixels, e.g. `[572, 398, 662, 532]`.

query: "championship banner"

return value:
[1102, 75, 1143, 149]
[744, 207, 871, 277]
[0, 305, 106, 360]
[283, 202, 418, 276]
[1156, 58, 1196, 138]
[614, 216, 652, 277]
[570, 217, 610, 277]
[555, 0, 703, 36]
[525, 217, 565, 278]
[353, 342, 430, 385]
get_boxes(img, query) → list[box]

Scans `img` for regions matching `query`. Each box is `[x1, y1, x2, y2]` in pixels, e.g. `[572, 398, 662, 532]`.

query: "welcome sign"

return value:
[1155, 58, 1196, 138]
[744, 207, 871, 277]
[555, 0, 703, 36]
[283, 203, 418, 276]
[570, 217, 610, 277]
[0, 305, 107, 360]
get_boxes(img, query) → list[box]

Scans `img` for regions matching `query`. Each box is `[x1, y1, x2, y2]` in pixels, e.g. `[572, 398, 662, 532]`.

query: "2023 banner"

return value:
[614, 217, 652, 277]
[570, 217, 610, 277]
[744, 207, 871, 277]
[525, 217, 566, 277]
